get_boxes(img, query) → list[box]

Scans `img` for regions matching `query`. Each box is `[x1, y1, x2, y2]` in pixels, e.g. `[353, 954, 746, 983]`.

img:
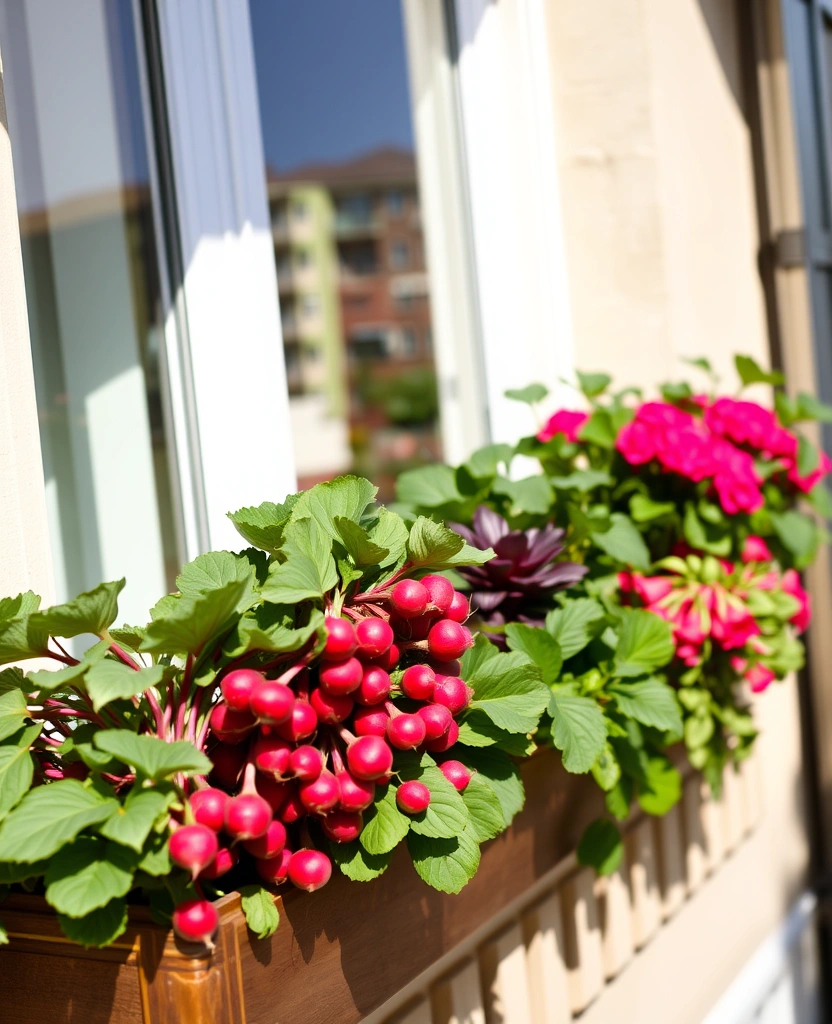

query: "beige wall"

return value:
[0, 46, 53, 602]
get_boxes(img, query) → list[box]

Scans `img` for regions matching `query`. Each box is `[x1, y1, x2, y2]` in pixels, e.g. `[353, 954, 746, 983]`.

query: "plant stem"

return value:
[146, 687, 166, 736]
[109, 641, 141, 671]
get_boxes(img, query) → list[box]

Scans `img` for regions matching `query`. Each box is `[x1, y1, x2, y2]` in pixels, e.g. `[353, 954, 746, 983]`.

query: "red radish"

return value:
[289, 744, 324, 780]
[417, 703, 454, 741]
[257, 846, 292, 884]
[397, 780, 431, 814]
[201, 846, 238, 880]
[274, 701, 318, 742]
[425, 720, 460, 753]
[172, 899, 219, 945]
[209, 703, 256, 744]
[209, 742, 247, 788]
[299, 769, 340, 814]
[220, 668, 264, 711]
[363, 643, 401, 671]
[336, 771, 375, 812]
[319, 657, 363, 695]
[322, 810, 363, 843]
[310, 687, 354, 724]
[421, 575, 455, 614]
[278, 788, 307, 824]
[250, 681, 294, 725]
[347, 735, 393, 780]
[447, 591, 470, 623]
[323, 616, 358, 660]
[225, 793, 272, 841]
[252, 734, 292, 778]
[256, 776, 290, 814]
[189, 788, 230, 832]
[353, 705, 389, 737]
[168, 824, 219, 878]
[400, 664, 435, 701]
[387, 713, 427, 751]
[355, 666, 391, 706]
[288, 849, 332, 892]
[432, 676, 472, 714]
[439, 760, 473, 792]
[392, 613, 434, 641]
[427, 620, 473, 661]
[355, 618, 394, 657]
[243, 818, 287, 860]
[390, 579, 430, 619]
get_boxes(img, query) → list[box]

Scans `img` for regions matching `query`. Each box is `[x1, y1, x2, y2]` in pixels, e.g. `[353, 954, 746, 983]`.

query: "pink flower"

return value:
[676, 643, 702, 667]
[637, 402, 694, 430]
[781, 569, 811, 633]
[654, 426, 716, 481]
[741, 535, 773, 564]
[630, 574, 675, 604]
[711, 440, 764, 514]
[616, 420, 656, 465]
[746, 663, 776, 694]
[674, 601, 708, 645]
[537, 409, 588, 443]
[786, 450, 832, 494]
[705, 398, 779, 451]
[711, 600, 760, 649]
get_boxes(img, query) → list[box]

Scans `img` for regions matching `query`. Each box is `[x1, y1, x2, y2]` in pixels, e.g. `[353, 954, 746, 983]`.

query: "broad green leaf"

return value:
[260, 519, 337, 603]
[611, 678, 682, 733]
[57, 898, 128, 948]
[491, 476, 554, 516]
[85, 662, 165, 712]
[505, 624, 563, 686]
[239, 885, 279, 939]
[94, 732, 211, 782]
[140, 579, 249, 655]
[330, 842, 392, 881]
[0, 690, 29, 741]
[334, 517, 389, 565]
[177, 550, 264, 612]
[549, 692, 607, 773]
[770, 511, 819, 563]
[454, 747, 524, 828]
[576, 371, 612, 398]
[404, 766, 470, 840]
[577, 819, 623, 875]
[466, 443, 515, 479]
[638, 757, 682, 815]
[735, 354, 784, 388]
[605, 778, 634, 821]
[550, 470, 613, 492]
[630, 494, 677, 522]
[684, 356, 713, 374]
[100, 789, 170, 852]
[396, 465, 462, 508]
[0, 603, 50, 666]
[227, 494, 301, 552]
[225, 604, 324, 659]
[592, 743, 621, 791]
[137, 833, 172, 877]
[545, 599, 607, 660]
[109, 625, 146, 650]
[367, 508, 409, 569]
[0, 591, 41, 624]
[0, 668, 26, 695]
[407, 829, 480, 893]
[30, 580, 125, 639]
[614, 611, 675, 677]
[467, 651, 550, 734]
[591, 513, 651, 570]
[45, 837, 138, 916]
[27, 642, 108, 693]
[0, 859, 49, 884]
[456, 710, 535, 756]
[360, 783, 410, 855]
[796, 391, 832, 423]
[408, 517, 493, 569]
[684, 713, 715, 749]
[797, 435, 820, 477]
[293, 476, 378, 540]
[683, 502, 731, 557]
[0, 780, 117, 862]
[505, 383, 548, 405]
[460, 633, 500, 678]
[461, 774, 505, 843]
[0, 725, 40, 819]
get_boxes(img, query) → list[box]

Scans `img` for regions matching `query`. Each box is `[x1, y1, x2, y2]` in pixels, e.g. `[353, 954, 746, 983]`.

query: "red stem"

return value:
[110, 642, 141, 670]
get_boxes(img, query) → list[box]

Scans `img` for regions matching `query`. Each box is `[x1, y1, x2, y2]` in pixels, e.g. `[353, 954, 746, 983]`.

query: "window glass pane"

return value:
[248, 0, 442, 496]
[0, 0, 179, 625]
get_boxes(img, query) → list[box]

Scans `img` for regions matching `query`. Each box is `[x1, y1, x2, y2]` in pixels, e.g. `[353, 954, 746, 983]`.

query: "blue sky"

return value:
[249, 0, 415, 173]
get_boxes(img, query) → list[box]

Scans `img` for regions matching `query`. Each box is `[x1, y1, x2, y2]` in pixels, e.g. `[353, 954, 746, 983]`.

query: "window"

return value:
[386, 189, 404, 216]
[401, 327, 417, 356]
[390, 239, 409, 269]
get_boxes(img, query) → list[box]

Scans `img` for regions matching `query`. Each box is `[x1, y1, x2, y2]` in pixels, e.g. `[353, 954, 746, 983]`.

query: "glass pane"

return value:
[0, 0, 179, 625]
[249, 0, 442, 498]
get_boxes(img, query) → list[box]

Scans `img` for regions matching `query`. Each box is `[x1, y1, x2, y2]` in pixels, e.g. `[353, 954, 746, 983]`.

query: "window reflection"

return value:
[249, 0, 442, 496]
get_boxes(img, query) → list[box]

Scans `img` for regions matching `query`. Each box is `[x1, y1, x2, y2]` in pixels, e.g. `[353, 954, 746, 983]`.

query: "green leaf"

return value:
[177, 550, 264, 612]
[0, 667, 26, 695]
[460, 633, 500, 677]
[577, 819, 623, 876]
[505, 383, 548, 405]
[660, 381, 694, 402]
[505, 624, 563, 686]
[330, 841, 392, 881]
[0, 859, 48, 884]
[466, 444, 515, 479]
[638, 757, 682, 815]
[577, 371, 612, 398]
[367, 508, 409, 569]
[797, 435, 821, 477]
[45, 837, 138, 917]
[260, 520, 337, 603]
[796, 391, 832, 423]
[577, 409, 616, 448]
[227, 494, 301, 552]
[334, 517, 389, 565]
[0, 780, 117, 862]
[454, 747, 524, 828]
[614, 611, 675, 677]
[30, 580, 125, 639]
[591, 513, 651, 570]
[605, 778, 634, 821]
[0, 690, 29, 742]
[467, 651, 550, 733]
[550, 470, 613, 492]
[140, 579, 249, 655]
[684, 356, 714, 374]
[404, 766, 470, 840]
[293, 476, 378, 538]
[85, 662, 165, 712]
[100, 789, 170, 852]
[27, 651, 100, 694]
[548, 692, 607, 773]
[137, 833, 172, 877]
[109, 625, 146, 650]
[408, 517, 493, 569]
[93, 732, 211, 783]
[545, 599, 607, 660]
[611, 677, 682, 733]
[407, 830, 480, 894]
[57, 898, 128, 948]
[591, 743, 621, 792]
[683, 502, 731, 557]
[735, 354, 784, 388]
[460, 774, 505, 843]
[630, 494, 677, 523]
[225, 605, 324, 659]
[396, 465, 462, 508]
[239, 885, 279, 940]
[0, 725, 40, 819]
[456, 710, 535, 756]
[0, 596, 50, 666]
[684, 713, 715, 749]
[770, 511, 819, 563]
[0, 591, 41, 623]
[360, 783, 410, 855]
[491, 476, 554, 516]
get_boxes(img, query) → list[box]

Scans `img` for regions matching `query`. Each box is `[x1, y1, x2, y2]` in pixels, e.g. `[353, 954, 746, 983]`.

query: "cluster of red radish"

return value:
[169, 574, 477, 946]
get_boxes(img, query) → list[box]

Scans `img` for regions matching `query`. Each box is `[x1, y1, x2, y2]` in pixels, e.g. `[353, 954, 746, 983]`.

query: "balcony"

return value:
[333, 212, 380, 238]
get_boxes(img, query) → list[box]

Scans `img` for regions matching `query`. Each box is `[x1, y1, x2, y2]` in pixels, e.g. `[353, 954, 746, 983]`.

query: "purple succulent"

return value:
[450, 506, 587, 634]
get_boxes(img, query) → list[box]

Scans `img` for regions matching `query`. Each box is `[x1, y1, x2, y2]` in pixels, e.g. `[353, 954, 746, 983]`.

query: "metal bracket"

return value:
[774, 228, 807, 268]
